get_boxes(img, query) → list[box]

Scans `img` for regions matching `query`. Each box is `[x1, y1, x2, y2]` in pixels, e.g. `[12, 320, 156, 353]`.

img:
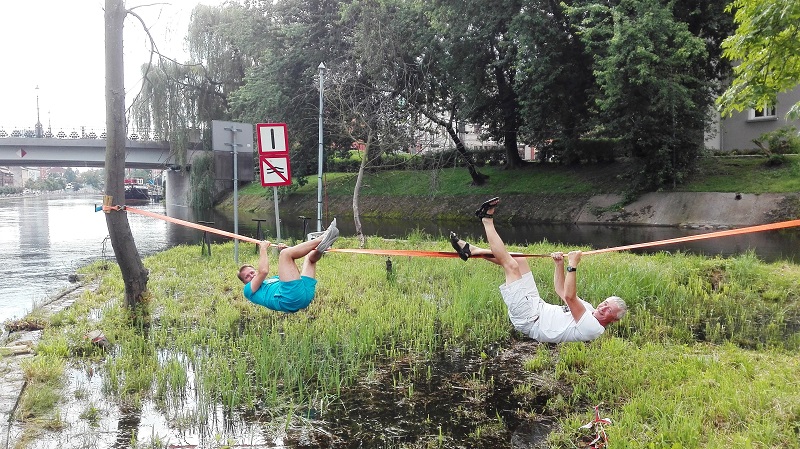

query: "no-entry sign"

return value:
[256, 123, 292, 186]
[259, 155, 292, 186]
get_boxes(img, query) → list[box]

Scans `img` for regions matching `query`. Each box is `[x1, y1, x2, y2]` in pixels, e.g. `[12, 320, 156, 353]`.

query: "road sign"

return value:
[211, 120, 253, 152]
[17, 149, 26, 158]
[259, 155, 292, 186]
[257, 123, 289, 155]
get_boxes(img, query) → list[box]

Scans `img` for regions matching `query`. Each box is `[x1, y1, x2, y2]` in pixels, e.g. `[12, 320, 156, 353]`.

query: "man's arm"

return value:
[563, 250, 587, 323]
[249, 241, 271, 293]
[552, 252, 566, 300]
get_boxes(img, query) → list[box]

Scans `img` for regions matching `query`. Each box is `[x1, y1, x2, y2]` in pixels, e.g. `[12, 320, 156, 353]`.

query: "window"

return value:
[749, 103, 777, 120]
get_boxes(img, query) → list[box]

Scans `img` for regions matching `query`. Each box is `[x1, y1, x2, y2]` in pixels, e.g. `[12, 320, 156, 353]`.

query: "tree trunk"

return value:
[442, 123, 489, 186]
[421, 109, 488, 185]
[352, 134, 373, 248]
[493, 58, 524, 169]
[105, 0, 149, 309]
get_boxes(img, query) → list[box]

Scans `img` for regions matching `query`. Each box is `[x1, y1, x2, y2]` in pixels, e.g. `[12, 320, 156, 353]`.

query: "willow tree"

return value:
[105, 0, 148, 309]
[130, 3, 256, 207]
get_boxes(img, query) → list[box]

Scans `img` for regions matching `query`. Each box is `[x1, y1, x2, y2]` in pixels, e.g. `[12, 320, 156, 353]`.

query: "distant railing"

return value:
[0, 126, 165, 142]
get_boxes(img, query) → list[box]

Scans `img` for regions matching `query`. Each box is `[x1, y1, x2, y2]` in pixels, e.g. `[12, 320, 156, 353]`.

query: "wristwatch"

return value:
[566, 266, 577, 272]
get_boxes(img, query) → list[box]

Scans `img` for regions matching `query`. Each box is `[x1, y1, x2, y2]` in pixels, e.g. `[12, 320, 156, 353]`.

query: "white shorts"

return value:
[498, 272, 543, 339]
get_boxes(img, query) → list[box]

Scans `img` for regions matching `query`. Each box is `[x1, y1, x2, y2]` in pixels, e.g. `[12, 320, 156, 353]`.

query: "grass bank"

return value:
[225, 155, 800, 222]
[238, 155, 800, 198]
[13, 233, 800, 447]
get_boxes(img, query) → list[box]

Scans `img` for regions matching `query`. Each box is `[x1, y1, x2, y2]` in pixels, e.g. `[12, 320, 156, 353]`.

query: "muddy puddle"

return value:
[18, 339, 569, 448]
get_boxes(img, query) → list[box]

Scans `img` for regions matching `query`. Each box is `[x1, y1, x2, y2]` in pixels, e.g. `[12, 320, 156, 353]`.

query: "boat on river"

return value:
[124, 178, 149, 204]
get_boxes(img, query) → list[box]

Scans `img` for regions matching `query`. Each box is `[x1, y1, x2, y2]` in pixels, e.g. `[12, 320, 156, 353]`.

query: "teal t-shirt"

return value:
[243, 276, 317, 313]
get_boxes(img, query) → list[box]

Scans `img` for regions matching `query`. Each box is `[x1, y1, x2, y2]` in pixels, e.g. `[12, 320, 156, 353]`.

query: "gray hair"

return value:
[606, 296, 628, 320]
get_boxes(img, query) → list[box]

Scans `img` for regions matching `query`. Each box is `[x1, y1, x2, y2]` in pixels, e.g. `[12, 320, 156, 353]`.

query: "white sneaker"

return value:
[314, 218, 339, 252]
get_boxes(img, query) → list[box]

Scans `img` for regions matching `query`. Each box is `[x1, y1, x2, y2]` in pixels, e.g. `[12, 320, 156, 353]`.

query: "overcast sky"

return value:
[0, 0, 223, 133]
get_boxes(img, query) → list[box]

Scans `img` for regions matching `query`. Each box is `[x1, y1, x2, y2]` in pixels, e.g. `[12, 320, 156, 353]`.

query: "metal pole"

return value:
[273, 186, 281, 242]
[317, 62, 326, 232]
[35, 85, 43, 138]
[228, 126, 241, 263]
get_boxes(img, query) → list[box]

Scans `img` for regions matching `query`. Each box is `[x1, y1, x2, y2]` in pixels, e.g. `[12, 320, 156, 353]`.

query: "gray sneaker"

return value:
[314, 218, 339, 252]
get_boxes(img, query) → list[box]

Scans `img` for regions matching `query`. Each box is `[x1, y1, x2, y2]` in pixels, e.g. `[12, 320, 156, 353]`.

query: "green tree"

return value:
[717, 0, 800, 120]
[513, 0, 596, 163]
[328, 0, 428, 242]
[64, 168, 79, 183]
[429, 0, 526, 168]
[569, 0, 712, 189]
[228, 0, 352, 183]
[80, 169, 104, 190]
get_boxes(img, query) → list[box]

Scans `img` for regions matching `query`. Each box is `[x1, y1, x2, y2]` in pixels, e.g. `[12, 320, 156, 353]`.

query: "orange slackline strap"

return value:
[102, 204, 800, 258]
[104, 205, 264, 245]
[584, 219, 800, 255]
[103, 205, 539, 259]
[327, 248, 546, 258]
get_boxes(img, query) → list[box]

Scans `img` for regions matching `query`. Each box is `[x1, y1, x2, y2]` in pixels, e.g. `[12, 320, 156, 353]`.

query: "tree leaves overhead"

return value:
[131, 4, 255, 142]
[718, 0, 800, 120]
[132, 0, 738, 190]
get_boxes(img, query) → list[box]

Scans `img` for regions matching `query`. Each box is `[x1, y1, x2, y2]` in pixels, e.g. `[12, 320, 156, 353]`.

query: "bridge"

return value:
[0, 134, 196, 169]
[0, 126, 254, 208]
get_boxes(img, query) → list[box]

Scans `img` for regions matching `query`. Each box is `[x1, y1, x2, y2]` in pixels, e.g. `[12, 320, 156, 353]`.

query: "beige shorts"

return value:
[498, 272, 543, 338]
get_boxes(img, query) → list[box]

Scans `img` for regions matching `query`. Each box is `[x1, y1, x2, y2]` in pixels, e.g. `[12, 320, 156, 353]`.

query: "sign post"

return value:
[256, 123, 292, 243]
[212, 120, 254, 264]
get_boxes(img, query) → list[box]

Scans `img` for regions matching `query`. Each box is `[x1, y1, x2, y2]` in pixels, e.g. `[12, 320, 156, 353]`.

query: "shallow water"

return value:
[25, 339, 556, 448]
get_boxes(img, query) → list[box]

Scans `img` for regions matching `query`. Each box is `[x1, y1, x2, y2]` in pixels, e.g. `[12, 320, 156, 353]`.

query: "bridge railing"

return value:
[0, 126, 169, 142]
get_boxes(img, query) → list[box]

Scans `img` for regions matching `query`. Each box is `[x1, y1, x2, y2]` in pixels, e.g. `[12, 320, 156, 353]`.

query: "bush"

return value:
[753, 126, 800, 155]
[327, 148, 501, 172]
[0, 186, 22, 195]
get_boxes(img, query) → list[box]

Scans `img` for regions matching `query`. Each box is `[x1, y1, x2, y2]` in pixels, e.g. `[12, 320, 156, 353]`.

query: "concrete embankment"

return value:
[577, 192, 797, 228]
[240, 192, 799, 228]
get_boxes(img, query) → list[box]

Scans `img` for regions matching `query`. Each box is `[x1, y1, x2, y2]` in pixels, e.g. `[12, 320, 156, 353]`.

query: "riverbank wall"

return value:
[230, 192, 800, 228]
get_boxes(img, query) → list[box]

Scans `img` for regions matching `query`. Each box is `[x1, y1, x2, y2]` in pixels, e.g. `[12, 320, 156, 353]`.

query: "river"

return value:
[2, 192, 800, 324]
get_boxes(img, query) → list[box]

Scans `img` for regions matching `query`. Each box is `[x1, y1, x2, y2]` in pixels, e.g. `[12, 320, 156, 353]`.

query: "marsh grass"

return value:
[23, 235, 800, 447]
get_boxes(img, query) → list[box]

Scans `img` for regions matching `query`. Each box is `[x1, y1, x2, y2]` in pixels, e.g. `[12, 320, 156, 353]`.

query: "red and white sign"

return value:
[17, 149, 26, 158]
[259, 155, 292, 186]
[256, 123, 292, 187]
[257, 123, 289, 155]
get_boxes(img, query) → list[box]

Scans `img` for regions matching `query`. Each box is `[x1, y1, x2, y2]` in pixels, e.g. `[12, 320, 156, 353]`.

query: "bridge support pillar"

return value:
[164, 169, 191, 211]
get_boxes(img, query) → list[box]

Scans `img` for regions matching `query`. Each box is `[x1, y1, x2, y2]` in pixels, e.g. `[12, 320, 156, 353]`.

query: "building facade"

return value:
[707, 90, 800, 153]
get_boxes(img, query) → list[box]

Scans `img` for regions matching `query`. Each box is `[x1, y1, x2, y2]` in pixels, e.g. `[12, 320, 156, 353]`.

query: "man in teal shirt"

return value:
[238, 219, 339, 313]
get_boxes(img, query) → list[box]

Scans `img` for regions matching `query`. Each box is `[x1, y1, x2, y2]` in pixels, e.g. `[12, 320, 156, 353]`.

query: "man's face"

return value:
[593, 299, 621, 325]
[240, 266, 256, 284]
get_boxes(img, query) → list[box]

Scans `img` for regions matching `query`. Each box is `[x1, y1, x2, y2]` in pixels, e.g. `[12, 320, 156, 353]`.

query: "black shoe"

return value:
[475, 197, 500, 219]
[450, 231, 471, 261]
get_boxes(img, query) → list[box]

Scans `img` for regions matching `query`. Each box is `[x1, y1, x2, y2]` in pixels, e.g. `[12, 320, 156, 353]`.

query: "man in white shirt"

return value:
[451, 197, 627, 343]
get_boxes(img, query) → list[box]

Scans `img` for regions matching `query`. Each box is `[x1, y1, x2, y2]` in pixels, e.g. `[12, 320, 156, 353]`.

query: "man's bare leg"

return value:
[481, 213, 525, 285]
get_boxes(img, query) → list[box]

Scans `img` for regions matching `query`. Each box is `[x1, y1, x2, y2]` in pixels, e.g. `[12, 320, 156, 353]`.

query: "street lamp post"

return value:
[35, 85, 43, 138]
[317, 62, 326, 232]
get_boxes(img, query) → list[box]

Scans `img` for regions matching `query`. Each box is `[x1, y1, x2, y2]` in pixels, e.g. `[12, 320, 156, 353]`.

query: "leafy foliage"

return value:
[130, 0, 738, 191]
[718, 0, 800, 120]
[568, 0, 712, 189]
[753, 126, 800, 156]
